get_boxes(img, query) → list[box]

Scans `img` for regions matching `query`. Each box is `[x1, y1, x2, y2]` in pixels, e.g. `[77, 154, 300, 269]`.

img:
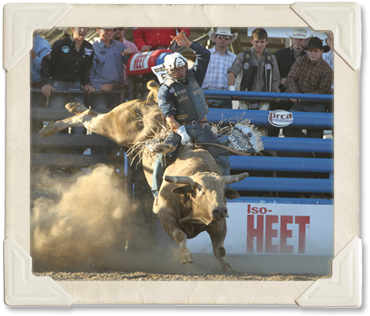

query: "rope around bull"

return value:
[194, 143, 256, 156]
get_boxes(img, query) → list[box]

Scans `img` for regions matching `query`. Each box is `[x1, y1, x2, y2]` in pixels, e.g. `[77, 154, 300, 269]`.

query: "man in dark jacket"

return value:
[274, 28, 308, 93]
[41, 27, 95, 124]
[269, 28, 308, 136]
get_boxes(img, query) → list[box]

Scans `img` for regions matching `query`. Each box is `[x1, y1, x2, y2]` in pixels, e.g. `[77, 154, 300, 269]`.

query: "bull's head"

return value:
[164, 172, 248, 225]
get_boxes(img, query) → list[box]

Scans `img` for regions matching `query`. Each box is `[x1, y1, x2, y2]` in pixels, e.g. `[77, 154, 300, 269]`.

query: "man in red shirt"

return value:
[133, 27, 190, 52]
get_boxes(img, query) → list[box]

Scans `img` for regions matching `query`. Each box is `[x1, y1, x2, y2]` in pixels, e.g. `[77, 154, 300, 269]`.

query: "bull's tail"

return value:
[146, 80, 159, 101]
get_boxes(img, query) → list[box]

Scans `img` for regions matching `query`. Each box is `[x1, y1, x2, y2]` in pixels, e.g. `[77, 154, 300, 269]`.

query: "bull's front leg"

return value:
[157, 207, 194, 265]
[207, 219, 233, 272]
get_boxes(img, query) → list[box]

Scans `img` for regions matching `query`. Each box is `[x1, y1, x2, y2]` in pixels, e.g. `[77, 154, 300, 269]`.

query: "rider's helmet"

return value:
[163, 52, 188, 83]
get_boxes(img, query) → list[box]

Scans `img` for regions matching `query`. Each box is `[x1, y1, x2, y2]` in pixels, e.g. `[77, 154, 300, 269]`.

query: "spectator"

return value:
[40, 27, 95, 134]
[132, 27, 190, 52]
[322, 33, 334, 71]
[31, 31, 51, 89]
[322, 32, 334, 113]
[268, 27, 308, 136]
[89, 28, 133, 110]
[227, 28, 280, 109]
[31, 31, 50, 132]
[113, 28, 140, 53]
[113, 28, 140, 86]
[274, 28, 308, 93]
[202, 27, 238, 109]
[227, 28, 280, 136]
[323, 33, 334, 83]
[284, 37, 333, 139]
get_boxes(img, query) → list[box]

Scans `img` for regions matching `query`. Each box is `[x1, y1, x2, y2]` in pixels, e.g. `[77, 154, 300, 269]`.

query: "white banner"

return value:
[187, 202, 334, 256]
[129, 51, 154, 72]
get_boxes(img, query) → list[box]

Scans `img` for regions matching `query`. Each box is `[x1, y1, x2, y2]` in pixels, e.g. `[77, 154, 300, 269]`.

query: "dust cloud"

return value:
[30, 164, 331, 279]
[31, 164, 168, 273]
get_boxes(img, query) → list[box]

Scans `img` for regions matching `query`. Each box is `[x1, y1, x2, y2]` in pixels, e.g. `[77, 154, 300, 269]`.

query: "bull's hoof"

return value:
[65, 102, 88, 114]
[180, 250, 194, 265]
[222, 263, 234, 273]
[38, 122, 55, 138]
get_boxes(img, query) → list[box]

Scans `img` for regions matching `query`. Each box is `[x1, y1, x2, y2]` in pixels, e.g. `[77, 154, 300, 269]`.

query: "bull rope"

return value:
[194, 143, 255, 156]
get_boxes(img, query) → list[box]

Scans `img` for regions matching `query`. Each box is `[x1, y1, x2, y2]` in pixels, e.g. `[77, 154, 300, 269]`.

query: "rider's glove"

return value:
[176, 125, 193, 146]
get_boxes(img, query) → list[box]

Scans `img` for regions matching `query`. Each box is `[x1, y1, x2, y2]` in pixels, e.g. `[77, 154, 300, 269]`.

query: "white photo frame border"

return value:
[3, 3, 361, 306]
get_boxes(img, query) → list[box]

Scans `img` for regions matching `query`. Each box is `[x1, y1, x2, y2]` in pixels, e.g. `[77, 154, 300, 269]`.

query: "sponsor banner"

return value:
[187, 203, 334, 256]
[127, 49, 171, 76]
[129, 51, 154, 72]
[268, 110, 294, 127]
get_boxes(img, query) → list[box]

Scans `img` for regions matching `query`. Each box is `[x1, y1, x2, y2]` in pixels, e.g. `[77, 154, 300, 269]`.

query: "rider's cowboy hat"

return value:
[209, 27, 238, 43]
[286, 27, 308, 39]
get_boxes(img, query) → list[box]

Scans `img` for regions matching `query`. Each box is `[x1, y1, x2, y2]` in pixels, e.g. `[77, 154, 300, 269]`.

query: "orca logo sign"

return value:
[268, 110, 294, 127]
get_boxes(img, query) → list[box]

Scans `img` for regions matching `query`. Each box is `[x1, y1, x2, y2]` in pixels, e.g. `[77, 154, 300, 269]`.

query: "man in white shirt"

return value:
[202, 27, 238, 109]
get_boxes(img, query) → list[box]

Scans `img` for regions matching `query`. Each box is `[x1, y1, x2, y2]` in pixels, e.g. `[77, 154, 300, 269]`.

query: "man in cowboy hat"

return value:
[274, 27, 308, 93]
[267, 27, 309, 136]
[284, 36, 333, 139]
[201, 27, 238, 109]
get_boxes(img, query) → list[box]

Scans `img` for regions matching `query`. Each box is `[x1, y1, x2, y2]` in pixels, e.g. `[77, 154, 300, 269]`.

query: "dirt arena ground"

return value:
[34, 271, 330, 282]
[31, 166, 332, 283]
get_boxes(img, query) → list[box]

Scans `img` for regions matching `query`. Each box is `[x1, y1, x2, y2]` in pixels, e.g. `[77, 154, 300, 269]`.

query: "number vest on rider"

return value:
[163, 73, 209, 124]
[240, 51, 274, 92]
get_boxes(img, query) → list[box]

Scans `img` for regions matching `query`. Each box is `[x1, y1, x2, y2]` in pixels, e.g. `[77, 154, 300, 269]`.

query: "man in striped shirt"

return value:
[284, 36, 333, 138]
[202, 28, 237, 109]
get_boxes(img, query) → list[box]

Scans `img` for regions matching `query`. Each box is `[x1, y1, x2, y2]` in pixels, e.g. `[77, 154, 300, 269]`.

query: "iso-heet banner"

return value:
[188, 203, 334, 256]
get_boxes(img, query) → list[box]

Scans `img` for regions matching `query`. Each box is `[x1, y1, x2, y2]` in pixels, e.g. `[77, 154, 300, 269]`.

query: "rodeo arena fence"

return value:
[30, 76, 334, 275]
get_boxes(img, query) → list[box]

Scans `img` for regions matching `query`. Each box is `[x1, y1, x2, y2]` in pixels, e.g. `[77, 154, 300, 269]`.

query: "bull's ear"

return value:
[225, 188, 240, 200]
[172, 185, 192, 195]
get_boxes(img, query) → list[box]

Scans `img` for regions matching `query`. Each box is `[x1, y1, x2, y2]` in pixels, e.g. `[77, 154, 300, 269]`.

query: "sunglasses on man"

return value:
[113, 28, 124, 31]
[216, 35, 231, 40]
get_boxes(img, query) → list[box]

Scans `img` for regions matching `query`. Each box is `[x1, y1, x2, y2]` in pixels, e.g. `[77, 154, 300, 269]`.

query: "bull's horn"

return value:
[223, 172, 249, 184]
[164, 176, 198, 188]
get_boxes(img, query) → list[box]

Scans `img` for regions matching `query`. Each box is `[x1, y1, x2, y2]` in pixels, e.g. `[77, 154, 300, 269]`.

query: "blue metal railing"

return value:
[205, 90, 333, 128]
[31, 88, 334, 201]
[229, 156, 333, 173]
[230, 178, 333, 193]
[207, 108, 333, 128]
[260, 137, 333, 153]
[204, 89, 333, 102]
[204, 91, 334, 201]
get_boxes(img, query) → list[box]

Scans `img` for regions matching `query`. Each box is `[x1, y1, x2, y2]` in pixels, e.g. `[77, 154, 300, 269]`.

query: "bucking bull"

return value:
[39, 83, 253, 272]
